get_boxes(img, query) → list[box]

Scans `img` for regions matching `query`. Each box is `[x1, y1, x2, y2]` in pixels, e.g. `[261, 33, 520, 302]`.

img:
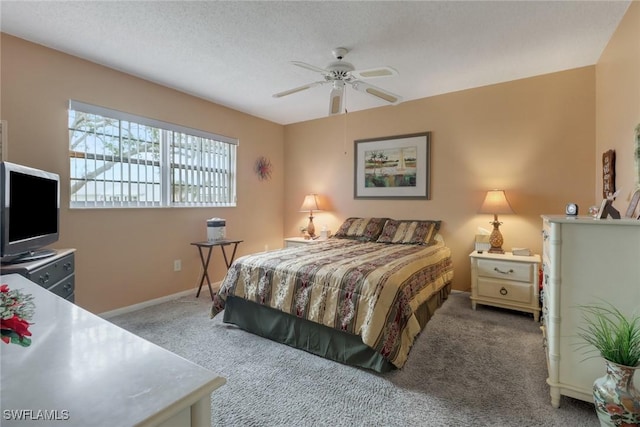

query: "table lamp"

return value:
[300, 194, 322, 238]
[478, 189, 514, 254]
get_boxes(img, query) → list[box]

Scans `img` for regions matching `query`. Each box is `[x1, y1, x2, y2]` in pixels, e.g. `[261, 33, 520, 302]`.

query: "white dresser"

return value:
[0, 273, 225, 426]
[541, 215, 640, 408]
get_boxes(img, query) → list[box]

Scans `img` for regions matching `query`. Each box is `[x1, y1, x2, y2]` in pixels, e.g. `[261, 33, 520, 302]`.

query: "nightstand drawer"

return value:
[477, 277, 532, 304]
[476, 259, 533, 283]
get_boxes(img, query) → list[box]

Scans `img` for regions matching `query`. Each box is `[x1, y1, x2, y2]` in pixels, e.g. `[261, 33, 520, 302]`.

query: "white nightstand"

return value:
[469, 250, 541, 321]
[284, 237, 321, 248]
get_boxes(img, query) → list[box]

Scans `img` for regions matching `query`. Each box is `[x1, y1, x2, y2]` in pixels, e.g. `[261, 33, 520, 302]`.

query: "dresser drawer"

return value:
[48, 274, 75, 300]
[477, 277, 532, 304]
[476, 259, 534, 283]
[26, 253, 75, 289]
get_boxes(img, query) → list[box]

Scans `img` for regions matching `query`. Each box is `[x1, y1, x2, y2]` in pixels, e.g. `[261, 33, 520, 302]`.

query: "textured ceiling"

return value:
[0, 1, 631, 125]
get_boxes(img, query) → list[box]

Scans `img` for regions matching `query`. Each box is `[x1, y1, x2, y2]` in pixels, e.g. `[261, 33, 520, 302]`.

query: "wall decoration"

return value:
[602, 149, 615, 199]
[354, 132, 431, 199]
[254, 156, 272, 181]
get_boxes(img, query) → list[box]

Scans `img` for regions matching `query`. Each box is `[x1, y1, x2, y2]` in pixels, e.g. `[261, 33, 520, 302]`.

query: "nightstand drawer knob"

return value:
[494, 267, 514, 275]
[500, 287, 508, 295]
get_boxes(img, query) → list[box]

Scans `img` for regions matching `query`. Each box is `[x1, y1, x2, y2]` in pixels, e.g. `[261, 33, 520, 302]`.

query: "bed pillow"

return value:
[376, 220, 442, 246]
[333, 217, 389, 242]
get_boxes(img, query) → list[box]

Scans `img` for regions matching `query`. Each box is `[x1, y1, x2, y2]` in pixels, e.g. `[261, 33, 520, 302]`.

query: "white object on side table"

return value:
[469, 250, 541, 321]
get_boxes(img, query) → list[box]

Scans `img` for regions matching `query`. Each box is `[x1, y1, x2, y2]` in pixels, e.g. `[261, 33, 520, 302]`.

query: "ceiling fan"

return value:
[273, 47, 403, 116]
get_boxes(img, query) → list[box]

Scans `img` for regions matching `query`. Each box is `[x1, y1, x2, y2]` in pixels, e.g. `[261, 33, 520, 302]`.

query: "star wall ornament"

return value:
[254, 156, 272, 181]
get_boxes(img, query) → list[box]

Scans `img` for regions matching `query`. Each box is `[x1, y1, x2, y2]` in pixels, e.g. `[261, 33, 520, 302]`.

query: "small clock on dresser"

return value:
[565, 203, 578, 216]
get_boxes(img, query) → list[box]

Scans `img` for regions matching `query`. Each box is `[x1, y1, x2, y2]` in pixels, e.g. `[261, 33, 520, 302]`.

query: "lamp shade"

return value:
[300, 194, 321, 212]
[478, 190, 514, 215]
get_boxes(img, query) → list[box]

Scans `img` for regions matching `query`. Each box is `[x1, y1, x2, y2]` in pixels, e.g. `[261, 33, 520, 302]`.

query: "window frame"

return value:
[68, 100, 238, 209]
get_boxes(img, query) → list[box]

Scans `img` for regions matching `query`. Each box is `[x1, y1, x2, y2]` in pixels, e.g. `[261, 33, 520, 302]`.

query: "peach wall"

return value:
[284, 68, 597, 292]
[596, 1, 640, 210]
[5, 2, 637, 310]
[1, 35, 284, 313]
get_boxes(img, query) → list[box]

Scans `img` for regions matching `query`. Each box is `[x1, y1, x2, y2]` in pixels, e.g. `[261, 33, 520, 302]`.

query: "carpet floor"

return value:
[109, 291, 599, 426]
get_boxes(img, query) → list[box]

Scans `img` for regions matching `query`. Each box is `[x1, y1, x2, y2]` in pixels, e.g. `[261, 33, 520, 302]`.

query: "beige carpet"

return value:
[109, 291, 598, 426]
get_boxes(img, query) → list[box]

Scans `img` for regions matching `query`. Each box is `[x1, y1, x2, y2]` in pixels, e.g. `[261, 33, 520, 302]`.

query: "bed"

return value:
[210, 217, 454, 372]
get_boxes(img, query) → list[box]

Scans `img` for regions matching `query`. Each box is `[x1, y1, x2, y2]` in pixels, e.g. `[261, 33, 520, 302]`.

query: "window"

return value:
[68, 100, 237, 208]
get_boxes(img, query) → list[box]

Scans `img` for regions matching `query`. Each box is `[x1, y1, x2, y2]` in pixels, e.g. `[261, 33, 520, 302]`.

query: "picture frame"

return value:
[625, 189, 640, 219]
[354, 132, 431, 199]
[597, 199, 609, 219]
[597, 198, 621, 219]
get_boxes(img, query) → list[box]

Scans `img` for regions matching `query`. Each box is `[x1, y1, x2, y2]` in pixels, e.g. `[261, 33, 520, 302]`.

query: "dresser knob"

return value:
[494, 267, 514, 275]
[39, 272, 50, 284]
[500, 287, 508, 295]
[63, 262, 72, 271]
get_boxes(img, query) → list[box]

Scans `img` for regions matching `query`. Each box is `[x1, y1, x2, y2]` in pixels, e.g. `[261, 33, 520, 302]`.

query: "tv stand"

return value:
[1, 248, 57, 264]
[0, 248, 75, 302]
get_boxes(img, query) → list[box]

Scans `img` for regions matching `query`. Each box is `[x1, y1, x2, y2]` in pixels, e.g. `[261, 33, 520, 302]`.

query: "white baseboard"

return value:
[99, 282, 220, 319]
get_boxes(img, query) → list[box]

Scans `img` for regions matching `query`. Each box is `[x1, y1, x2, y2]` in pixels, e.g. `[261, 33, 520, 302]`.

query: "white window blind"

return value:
[68, 100, 237, 208]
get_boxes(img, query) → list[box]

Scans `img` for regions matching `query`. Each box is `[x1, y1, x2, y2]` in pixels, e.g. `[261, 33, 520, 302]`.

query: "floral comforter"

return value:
[211, 238, 454, 368]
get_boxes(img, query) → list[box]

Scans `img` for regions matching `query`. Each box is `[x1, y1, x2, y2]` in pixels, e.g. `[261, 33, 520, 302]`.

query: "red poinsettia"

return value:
[1, 314, 32, 342]
[0, 284, 35, 347]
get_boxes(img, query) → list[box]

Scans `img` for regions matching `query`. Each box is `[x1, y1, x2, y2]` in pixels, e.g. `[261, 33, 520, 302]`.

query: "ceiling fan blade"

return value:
[291, 61, 329, 74]
[273, 81, 326, 98]
[350, 66, 399, 80]
[329, 81, 345, 115]
[349, 80, 402, 105]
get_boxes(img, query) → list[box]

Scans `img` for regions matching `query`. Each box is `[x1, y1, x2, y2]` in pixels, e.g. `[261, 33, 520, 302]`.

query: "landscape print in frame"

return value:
[354, 132, 431, 199]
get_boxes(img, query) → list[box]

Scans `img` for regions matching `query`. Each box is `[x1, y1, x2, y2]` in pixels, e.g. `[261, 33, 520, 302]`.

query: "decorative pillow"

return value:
[377, 220, 442, 246]
[333, 217, 389, 242]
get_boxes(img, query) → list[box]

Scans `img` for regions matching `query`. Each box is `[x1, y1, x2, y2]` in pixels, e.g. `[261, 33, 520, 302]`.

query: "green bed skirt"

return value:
[222, 282, 452, 373]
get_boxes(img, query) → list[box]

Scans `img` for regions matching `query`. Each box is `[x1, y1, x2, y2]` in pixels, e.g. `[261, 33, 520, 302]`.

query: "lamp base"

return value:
[488, 218, 504, 254]
[307, 216, 316, 238]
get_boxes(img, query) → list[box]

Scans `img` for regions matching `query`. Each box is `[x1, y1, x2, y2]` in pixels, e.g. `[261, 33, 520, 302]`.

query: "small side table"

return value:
[191, 239, 243, 299]
[469, 250, 541, 321]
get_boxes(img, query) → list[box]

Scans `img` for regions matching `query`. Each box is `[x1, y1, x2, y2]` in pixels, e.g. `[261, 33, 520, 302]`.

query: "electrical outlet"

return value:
[173, 259, 182, 272]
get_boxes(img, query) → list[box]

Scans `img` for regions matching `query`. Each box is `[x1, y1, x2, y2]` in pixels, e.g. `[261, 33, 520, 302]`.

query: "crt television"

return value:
[1, 161, 60, 264]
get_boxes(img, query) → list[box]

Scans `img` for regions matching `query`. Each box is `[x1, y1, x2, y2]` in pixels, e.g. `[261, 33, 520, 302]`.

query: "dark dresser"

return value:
[0, 248, 75, 302]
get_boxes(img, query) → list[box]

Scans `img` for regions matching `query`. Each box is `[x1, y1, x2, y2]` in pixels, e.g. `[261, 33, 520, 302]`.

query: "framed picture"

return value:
[598, 198, 621, 219]
[625, 189, 640, 219]
[354, 132, 431, 199]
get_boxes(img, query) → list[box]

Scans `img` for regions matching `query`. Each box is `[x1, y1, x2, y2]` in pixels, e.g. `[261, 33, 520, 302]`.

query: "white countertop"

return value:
[0, 273, 225, 427]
